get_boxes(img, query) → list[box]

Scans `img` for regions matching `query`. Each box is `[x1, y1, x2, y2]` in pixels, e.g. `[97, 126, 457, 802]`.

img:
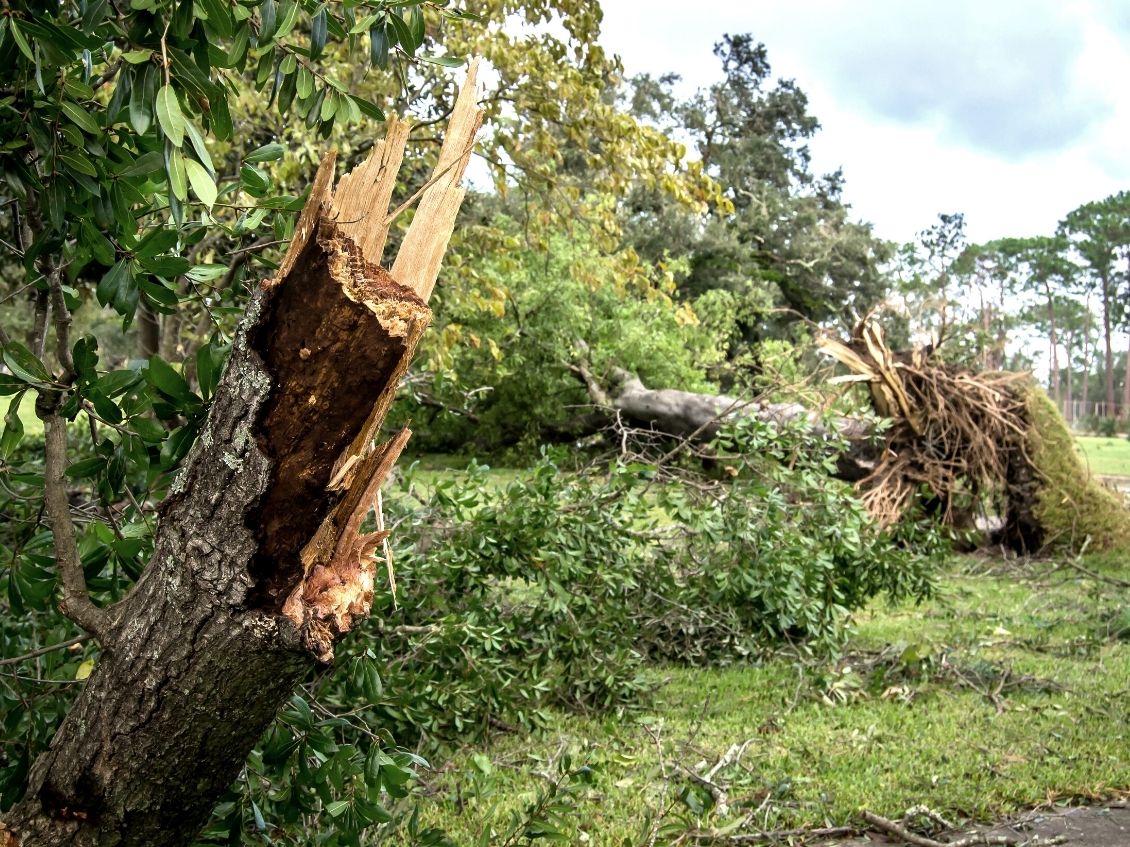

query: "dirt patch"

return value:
[827, 803, 1130, 846]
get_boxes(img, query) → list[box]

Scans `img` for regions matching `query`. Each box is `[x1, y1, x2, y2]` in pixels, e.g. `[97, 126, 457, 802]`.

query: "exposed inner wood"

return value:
[391, 58, 483, 301]
[246, 233, 427, 616]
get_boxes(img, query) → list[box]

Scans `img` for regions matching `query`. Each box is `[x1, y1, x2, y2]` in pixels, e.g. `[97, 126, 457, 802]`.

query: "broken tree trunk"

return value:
[2, 65, 482, 847]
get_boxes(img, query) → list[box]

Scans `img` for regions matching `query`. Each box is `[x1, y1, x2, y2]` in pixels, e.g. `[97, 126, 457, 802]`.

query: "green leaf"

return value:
[319, 90, 338, 122]
[166, 147, 188, 202]
[296, 66, 314, 99]
[309, 7, 328, 60]
[155, 85, 185, 147]
[139, 277, 179, 309]
[275, 0, 301, 39]
[250, 800, 267, 832]
[259, 0, 278, 41]
[325, 800, 350, 819]
[387, 12, 415, 55]
[245, 142, 285, 163]
[3, 342, 53, 385]
[209, 92, 234, 141]
[406, 5, 424, 49]
[185, 263, 228, 281]
[97, 259, 131, 308]
[117, 150, 165, 178]
[352, 96, 385, 122]
[60, 100, 101, 134]
[66, 457, 106, 479]
[9, 21, 34, 62]
[121, 48, 153, 63]
[239, 163, 270, 196]
[224, 25, 250, 69]
[58, 150, 98, 178]
[140, 254, 190, 277]
[199, 0, 234, 37]
[95, 369, 142, 398]
[419, 54, 464, 68]
[182, 120, 215, 176]
[1, 394, 25, 459]
[0, 374, 26, 396]
[72, 336, 99, 380]
[184, 158, 218, 208]
[145, 355, 193, 402]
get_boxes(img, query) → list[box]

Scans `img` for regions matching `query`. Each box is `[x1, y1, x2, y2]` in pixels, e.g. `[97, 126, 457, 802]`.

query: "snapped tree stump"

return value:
[2, 62, 483, 847]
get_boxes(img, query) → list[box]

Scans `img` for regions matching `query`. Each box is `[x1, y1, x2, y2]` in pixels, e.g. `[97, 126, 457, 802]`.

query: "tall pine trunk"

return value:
[1101, 270, 1115, 415]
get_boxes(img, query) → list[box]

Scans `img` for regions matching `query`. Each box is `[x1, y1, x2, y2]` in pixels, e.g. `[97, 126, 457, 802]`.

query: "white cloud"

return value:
[595, 0, 1130, 244]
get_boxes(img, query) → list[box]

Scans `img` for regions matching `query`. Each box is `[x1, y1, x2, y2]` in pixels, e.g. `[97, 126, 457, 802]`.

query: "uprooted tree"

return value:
[1, 63, 483, 847]
[819, 321, 1130, 553]
[565, 321, 1129, 554]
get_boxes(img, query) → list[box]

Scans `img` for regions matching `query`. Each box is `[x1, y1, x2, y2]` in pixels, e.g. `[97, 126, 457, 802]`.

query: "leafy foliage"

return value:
[402, 224, 717, 451]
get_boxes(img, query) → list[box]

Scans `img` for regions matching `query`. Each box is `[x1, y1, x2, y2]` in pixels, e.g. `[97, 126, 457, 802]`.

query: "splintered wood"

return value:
[272, 60, 483, 662]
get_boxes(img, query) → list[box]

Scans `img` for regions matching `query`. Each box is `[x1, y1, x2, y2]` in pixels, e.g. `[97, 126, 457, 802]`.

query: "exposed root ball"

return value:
[820, 321, 1129, 554]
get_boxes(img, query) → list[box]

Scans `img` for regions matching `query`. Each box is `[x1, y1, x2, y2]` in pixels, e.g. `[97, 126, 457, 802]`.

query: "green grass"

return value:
[1076, 435, 1130, 478]
[10, 392, 44, 440]
[417, 556, 1130, 844]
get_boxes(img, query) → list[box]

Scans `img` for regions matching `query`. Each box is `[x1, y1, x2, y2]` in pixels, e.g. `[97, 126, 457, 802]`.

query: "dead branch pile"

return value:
[819, 321, 1031, 528]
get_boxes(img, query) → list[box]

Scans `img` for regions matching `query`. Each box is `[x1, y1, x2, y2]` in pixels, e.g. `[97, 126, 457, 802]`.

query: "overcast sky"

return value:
[597, 0, 1130, 246]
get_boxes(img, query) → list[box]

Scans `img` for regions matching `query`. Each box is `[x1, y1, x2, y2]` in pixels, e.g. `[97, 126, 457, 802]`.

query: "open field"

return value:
[419, 555, 1130, 845]
[1076, 435, 1130, 478]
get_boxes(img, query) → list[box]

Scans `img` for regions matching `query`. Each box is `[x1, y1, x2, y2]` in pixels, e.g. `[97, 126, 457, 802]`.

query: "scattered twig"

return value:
[0, 635, 86, 667]
[689, 825, 855, 843]
[1059, 556, 1130, 589]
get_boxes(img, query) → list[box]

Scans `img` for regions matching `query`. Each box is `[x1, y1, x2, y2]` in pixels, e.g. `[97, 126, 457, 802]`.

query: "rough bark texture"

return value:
[3, 62, 483, 847]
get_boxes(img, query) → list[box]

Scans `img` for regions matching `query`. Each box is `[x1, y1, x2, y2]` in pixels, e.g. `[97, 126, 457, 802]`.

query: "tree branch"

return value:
[46, 258, 74, 376]
[860, 810, 1066, 847]
[41, 413, 110, 640]
[0, 635, 86, 667]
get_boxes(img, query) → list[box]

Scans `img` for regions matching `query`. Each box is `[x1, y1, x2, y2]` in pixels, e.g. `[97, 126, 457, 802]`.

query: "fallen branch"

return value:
[861, 810, 1068, 847]
[689, 825, 855, 843]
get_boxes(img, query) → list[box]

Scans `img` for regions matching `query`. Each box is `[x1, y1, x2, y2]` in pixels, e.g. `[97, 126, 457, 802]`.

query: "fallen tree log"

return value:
[563, 364, 880, 481]
[2, 66, 482, 847]
[565, 323, 1129, 555]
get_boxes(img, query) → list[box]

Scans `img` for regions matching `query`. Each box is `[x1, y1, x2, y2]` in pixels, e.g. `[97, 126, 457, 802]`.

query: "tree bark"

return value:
[1101, 270, 1115, 415]
[1064, 329, 1075, 423]
[2, 64, 482, 847]
[1043, 282, 1060, 407]
[1123, 331, 1130, 421]
[567, 366, 877, 480]
[136, 300, 160, 360]
[1082, 302, 1092, 418]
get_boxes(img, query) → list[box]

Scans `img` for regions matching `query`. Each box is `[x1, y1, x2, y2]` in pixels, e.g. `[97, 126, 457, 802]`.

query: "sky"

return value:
[597, 0, 1130, 246]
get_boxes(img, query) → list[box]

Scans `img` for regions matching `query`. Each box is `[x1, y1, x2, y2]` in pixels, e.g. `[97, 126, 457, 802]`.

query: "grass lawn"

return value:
[1076, 435, 1130, 477]
[419, 555, 1130, 844]
[9, 391, 44, 441]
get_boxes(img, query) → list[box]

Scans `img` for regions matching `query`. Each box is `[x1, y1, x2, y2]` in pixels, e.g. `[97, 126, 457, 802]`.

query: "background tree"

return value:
[1059, 191, 1130, 418]
[622, 35, 890, 375]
